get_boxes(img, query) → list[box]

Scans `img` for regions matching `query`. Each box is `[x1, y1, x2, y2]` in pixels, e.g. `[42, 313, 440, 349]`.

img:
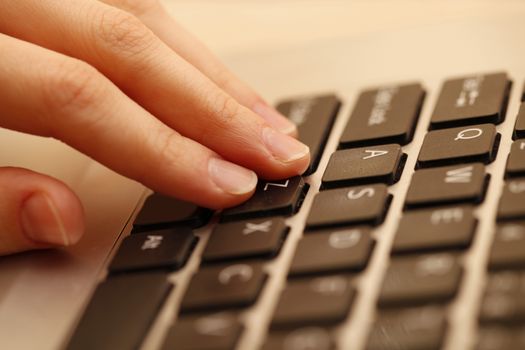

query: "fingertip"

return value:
[20, 185, 85, 247]
[252, 101, 298, 137]
[207, 157, 257, 208]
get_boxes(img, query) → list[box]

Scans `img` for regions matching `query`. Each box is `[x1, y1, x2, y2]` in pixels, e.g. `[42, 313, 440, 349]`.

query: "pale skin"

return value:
[0, 0, 311, 255]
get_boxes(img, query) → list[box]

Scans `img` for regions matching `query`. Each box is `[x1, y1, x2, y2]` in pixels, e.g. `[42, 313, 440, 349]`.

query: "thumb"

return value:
[0, 167, 84, 255]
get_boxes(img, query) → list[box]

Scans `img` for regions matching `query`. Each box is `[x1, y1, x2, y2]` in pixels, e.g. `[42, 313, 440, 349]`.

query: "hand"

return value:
[0, 0, 310, 255]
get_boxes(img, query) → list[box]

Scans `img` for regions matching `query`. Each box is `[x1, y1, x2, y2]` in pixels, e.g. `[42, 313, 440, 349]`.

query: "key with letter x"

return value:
[202, 218, 288, 263]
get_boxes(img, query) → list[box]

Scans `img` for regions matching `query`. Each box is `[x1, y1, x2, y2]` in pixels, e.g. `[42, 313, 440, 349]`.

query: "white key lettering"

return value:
[218, 264, 253, 285]
[430, 208, 464, 225]
[444, 165, 473, 183]
[454, 128, 483, 141]
[194, 314, 232, 337]
[283, 327, 331, 350]
[509, 181, 525, 194]
[264, 179, 289, 191]
[310, 276, 347, 296]
[362, 149, 389, 160]
[455, 76, 483, 107]
[499, 225, 525, 241]
[328, 229, 362, 249]
[368, 87, 398, 126]
[141, 235, 163, 250]
[416, 254, 454, 277]
[347, 187, 375, 200]
[243, 220, 273, 235]
[289, 99, 315, 126]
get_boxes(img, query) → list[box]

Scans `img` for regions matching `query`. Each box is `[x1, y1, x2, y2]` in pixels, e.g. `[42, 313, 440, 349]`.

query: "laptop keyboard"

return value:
[67, 71, 525, 350]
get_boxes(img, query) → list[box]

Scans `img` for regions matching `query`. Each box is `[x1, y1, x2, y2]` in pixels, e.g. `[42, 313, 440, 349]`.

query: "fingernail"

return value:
[21, 192, 70, 246]
[263, 127, 310, 163]
[253, 102, 298, 136]
[208, 158, 258, 195]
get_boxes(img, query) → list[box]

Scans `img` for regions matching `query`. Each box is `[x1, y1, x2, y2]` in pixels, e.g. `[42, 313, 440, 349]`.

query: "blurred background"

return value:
[161, 0, 524, 61]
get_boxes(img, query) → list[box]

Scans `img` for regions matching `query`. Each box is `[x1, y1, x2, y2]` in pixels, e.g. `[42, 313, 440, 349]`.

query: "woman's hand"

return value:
[0, 0, 310, 255]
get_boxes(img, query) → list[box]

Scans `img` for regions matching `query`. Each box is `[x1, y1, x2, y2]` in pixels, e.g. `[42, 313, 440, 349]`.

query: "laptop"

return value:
[1, 4, 525, 350]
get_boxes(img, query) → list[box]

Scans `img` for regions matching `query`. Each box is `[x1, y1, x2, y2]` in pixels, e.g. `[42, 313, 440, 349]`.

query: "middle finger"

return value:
[0, 0, 310, 179]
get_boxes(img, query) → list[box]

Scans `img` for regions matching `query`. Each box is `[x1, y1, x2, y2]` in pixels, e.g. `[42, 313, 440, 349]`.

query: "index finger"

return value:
[0, 0, 310, 179]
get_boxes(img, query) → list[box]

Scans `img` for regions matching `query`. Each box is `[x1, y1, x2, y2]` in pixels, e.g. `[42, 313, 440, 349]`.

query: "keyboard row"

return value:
[68, 72, 525, 350]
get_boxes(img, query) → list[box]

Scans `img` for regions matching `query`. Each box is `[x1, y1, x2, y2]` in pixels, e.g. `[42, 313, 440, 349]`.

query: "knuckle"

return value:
[41, 59, 101, 114]
[96, 9, 155, 57]
[214, 94, 241, 126]
[214, 68, 236, 93]
[155, 128, 184, 165]
[199, 94, 241, 142]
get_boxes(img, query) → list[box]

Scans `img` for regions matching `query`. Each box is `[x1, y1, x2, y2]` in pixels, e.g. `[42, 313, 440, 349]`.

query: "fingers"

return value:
[0, 33, 257, 209]
[0, 167, 84, 256]
[99, 0, 298, 136]
[0, 0, 309, 179]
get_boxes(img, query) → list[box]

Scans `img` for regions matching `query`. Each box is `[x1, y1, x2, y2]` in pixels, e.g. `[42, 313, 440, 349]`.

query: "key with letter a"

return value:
[322, 144, 406, 188]
[417, 124, 499, 168]
[430, 72, 511, 129]
[405, 163, 488, 208]
[340, 83, 425, 147]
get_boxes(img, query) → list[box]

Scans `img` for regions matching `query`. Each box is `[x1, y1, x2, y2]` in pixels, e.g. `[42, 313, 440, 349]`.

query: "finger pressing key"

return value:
[0, 33, 257, 209]
[0, 0, 310, 179]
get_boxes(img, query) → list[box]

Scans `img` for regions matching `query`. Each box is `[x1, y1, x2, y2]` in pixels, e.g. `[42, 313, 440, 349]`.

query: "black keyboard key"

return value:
[367, 306, 447, 350]
[417, 124, 499, 168]
[477, 326, 525, 350]
[480, 271, 525, 324]
[497, 179, 525, 220]
[506, 140, 525, 177]
[392, 206, 477, 254]
[322, 144, 406, 188]
[262, 327, 334, 350]
[202, 218, 288, 263]
[306, 184, 391, 229]
[161, 313, 242, 350]
[340, 83, 425, 147]
[430, 72, 511, 129]
[277, 94, 341, 174]
[488, 222, 525, 270]
[133, 193, 211, 232]
[181, 263, 266, 313]
[289, 227, 374, 276]
[67, 273, 171, 350]
[222, 177, 307, 221]
[514, 102, 525, 139]
[109, 228, 197, 273]
[405, 163, 488, 209]
[378, 253, 462, 307]
[271, 275, 355, 328]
